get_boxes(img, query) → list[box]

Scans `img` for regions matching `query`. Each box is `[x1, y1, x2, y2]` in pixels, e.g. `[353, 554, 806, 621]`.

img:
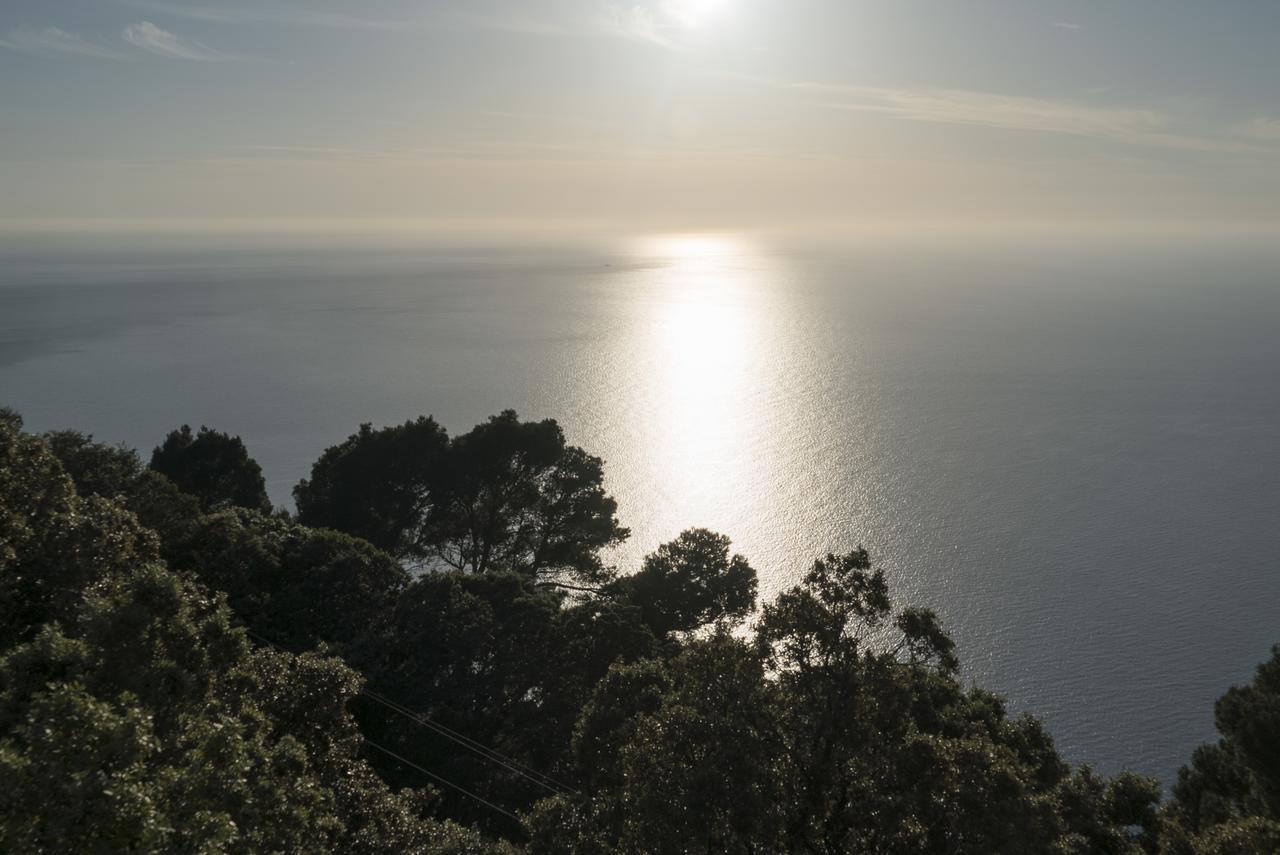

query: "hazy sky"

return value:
[3, 0, 1279, 231]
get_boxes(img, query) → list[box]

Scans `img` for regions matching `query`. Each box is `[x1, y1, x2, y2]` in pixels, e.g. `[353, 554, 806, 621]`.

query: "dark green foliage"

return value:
[8, 406, 1280, 853]
[1174, 817, 1280, 855]
[346, 567, 659, 833]
[417, 410, 628, 584]
[43, 429, 144, 499]
[297, 411, 628, 587]
[1215, 652, 1280, 814]
[1053, 766, 1163, 853]
[538, 597, 659, 731]
[163, 507, 409, 650]
[0, 579, 506, 853]
[150, 424, 272, 513]
[0, 421, 158, 650]
[0, 414, 510, 854]
[0, 680, 170, 852]
[553, 633, 779, 853]
[354, 571, 571, 825]
[0, 415, 75, 574]
[295, 417, 449, 556]
[529, 549, 1163, 853]
[610, 527, 757, 636]
[1164, 646, 1280, 852]
[755, 552, 1066, 852]
[124, 468, 206, 546]
[38, 426, 205, 548]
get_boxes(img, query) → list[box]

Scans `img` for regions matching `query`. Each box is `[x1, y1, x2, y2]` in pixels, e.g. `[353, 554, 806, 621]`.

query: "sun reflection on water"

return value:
[625, 234, 782, 553]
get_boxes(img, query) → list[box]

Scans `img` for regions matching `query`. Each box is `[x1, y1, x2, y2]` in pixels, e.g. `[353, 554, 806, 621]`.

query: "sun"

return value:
[662, 0, 730, 29]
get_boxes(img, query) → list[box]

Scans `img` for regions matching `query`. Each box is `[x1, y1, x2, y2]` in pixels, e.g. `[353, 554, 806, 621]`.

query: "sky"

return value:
[3, 0, 1280, 233]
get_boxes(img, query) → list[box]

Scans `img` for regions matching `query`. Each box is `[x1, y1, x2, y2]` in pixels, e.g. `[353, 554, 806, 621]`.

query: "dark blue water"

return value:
[2, 230, 1278, 784]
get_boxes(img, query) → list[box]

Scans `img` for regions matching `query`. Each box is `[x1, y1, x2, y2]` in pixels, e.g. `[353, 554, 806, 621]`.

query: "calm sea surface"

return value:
[2, 231, 1278, 784]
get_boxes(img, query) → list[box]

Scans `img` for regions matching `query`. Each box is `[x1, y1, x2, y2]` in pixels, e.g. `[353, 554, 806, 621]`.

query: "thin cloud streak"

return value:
[0, 26, 128, 59]
[1236, 117, 1280, 141]
[792, 82, 1277, 156]
[122, 21, 242, 61]
[122, 0, 408, 31]
[598, 4, 681, 49]
[120, 1, 706, 49]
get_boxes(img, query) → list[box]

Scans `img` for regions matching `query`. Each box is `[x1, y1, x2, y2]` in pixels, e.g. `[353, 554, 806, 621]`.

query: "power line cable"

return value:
[243, 629, 576, 801]
[362, 737, 520, 823]
[359, 687, 577, 796]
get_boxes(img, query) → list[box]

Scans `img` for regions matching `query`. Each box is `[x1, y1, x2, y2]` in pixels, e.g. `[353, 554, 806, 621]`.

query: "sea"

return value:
[2, 227, 1278, 785]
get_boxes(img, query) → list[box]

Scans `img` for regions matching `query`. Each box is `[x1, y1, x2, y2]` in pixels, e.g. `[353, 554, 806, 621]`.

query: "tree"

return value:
[347, 567, 657, 832]
[150, 424, 271, 513]
[1164, 646, 1280, 852]
[570, 632, 778, 849]
[42, 428, 206, 566]
[18, 407, 1269, 854]
[531, 548, 1162, 854]
[295, 417, 449, 556]
[0, 573, 510, 854]
[757, 551, 1023, 852]
[43, 429, 144, 500]
[0, 415, 511, 854]
[0, 419, 158, 651]
[161, 507, 409, 651]
[294, 411, 628, 588]
[416, 411, 628, 586]
[609, 528, 757, 637]
[352, 569, 570, 828]
[37, 427, 204, 553]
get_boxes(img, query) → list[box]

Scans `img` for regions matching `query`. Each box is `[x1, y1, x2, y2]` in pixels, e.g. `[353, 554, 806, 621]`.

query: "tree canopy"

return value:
[150, 424, 272, 513]
[295, 417, 449, 555]
[3, 405, 1278, 853]
[609, 527, 757, 637]
[296, 410, 629, 586]
[1162, 645, 1280, 853]
[0, 413, 509, 853]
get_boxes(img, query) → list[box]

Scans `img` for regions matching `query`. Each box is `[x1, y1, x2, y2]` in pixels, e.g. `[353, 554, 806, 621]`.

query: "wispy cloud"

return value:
[229, 144, 400, 162]
[0, 26, 128, 60]
[450, 0, 716, 49]
[122, 1, 700, 49]
[1052, 21, 1082, 31]
[1235, 117, 1280, 142]
[122, 21, 241, 61]
[597, 0, 715, 49]
[793, 82, 1275, 155]
[599, 4, 679, 48]
[123, 0, 405, 31]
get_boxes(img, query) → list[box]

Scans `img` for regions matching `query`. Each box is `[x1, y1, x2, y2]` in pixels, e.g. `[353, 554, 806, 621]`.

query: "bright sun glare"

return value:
[641, 234, 760, 505]
[663, 0, 730, 28]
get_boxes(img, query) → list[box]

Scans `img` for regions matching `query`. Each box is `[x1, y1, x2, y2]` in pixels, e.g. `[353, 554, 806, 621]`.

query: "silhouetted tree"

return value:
[528, 549, 1162, 853]
[295, 411, 627, 588]
[610, 527, 757, 637]
[8, 405, 1263, 854]
[1163, 646, 1280, 852]
[295, 417, 449, 556]
[415, 411, 628, 586]
[150, 424, 271, 513]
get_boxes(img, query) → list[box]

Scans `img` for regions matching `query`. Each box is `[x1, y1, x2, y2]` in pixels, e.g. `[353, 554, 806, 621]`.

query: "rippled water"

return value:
[2, 231, 1278, 783]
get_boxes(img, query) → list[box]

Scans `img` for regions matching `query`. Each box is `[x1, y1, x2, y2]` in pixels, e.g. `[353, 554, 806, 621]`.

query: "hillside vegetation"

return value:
[2, 407, 1277, 853]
